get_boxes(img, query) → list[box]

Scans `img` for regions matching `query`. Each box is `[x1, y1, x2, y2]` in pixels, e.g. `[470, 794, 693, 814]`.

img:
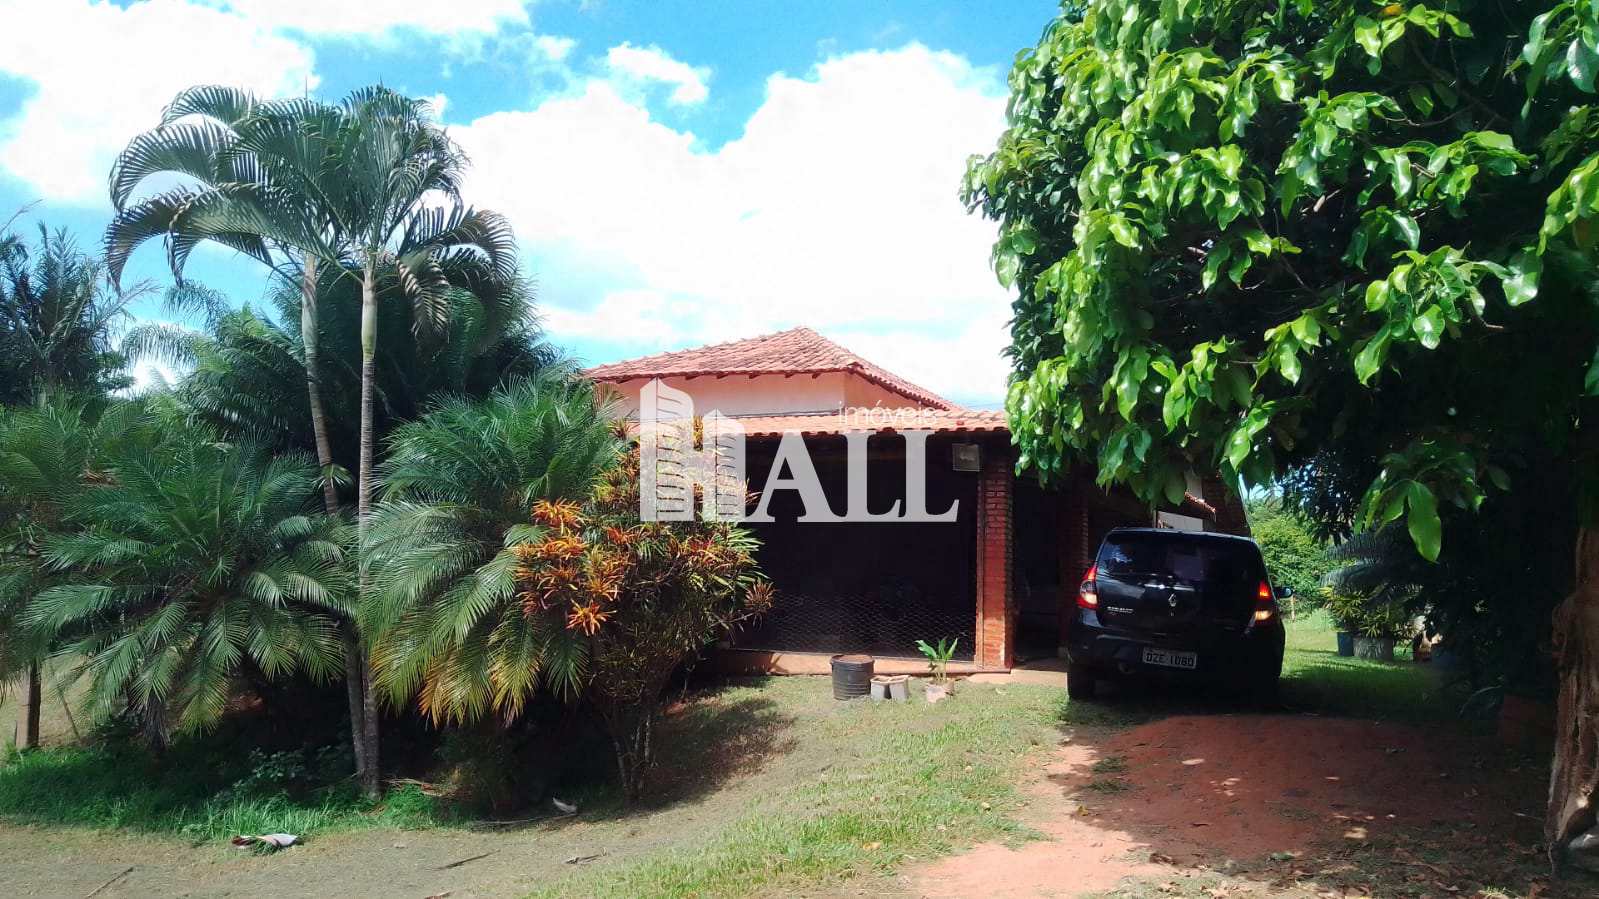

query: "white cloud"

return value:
[424, 92, 450, 120]
[534, 35, 577, 62]
[604, 43, 711, 106]
[209, 0, 529, 38]
[454, 44, 1012, 403]
[0, 0, 316, 204]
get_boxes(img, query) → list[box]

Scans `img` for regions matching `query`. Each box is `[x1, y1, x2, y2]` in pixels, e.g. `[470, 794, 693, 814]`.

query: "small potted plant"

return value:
[1351, 600, 1412, 661]
[916, 637, 958, 703]
[1323, 589, 1360, 657]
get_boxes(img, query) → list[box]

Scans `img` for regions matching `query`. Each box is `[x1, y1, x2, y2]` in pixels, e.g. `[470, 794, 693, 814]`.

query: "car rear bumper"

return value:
[1066, 616, 1284, 680]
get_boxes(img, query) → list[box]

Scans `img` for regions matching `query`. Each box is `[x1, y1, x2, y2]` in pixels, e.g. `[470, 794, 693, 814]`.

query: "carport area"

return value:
[717, 417, 1238, 674]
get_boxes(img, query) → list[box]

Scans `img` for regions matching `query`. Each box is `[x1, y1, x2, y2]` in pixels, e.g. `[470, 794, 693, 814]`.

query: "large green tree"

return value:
[0, 224, 141, 748]
[965, 0, 1599, 865]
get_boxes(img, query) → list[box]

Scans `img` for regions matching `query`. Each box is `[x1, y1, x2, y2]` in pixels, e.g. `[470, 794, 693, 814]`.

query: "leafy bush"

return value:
[1247, 497, 1333, 608]
[513, 445, 772, 801]
[1322, 588, 1414, 639]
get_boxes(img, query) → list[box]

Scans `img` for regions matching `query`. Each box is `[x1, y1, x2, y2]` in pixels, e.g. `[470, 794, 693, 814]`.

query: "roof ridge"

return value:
[583, 326, 958, 410]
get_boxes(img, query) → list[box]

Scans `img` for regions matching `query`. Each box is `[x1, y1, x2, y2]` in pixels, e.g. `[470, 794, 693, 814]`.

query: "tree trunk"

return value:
[609, 708, 654, 803]
[17, 662, 40, 750]
[299, 256, 340, 516]
[362, 667, 381, 797]
[341, 624, 367, 778]
[1548, 526, 1599, 869]
[301, 256, 373, 790]
[355, 257, 382, 800]
[143, 693, 168, 756]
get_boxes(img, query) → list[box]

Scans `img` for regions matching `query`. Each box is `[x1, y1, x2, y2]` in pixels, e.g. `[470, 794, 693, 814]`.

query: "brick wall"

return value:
[1057, 473, 1092, 648]
[974, 444, 1014, 669]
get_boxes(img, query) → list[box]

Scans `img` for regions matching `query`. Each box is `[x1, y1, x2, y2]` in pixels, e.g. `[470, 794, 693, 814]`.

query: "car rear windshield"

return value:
[1097, 533, 1263, 586]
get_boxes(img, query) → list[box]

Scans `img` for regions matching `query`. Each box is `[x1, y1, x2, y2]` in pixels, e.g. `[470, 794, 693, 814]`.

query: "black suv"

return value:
[1064, 528, 1286, 700]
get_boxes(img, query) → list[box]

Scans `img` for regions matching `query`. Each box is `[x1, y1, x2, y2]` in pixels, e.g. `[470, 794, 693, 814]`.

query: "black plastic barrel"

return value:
[830, 654, 874, 700]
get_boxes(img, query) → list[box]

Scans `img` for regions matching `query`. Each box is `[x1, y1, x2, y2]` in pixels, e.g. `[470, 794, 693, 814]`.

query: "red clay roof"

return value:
[730, 408, 1007, 437]
[583, 327, 957, 410]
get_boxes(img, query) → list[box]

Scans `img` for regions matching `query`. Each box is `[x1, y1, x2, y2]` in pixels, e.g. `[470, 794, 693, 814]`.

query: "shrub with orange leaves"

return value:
[508, 444, 769, 801]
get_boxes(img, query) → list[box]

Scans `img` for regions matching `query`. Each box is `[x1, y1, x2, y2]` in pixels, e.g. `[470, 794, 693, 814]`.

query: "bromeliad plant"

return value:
[512, 447, 772, 801]
[915, 637, 960, 686]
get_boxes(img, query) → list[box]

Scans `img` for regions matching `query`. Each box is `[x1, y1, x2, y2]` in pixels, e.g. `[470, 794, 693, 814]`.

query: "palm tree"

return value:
[27, 430, 348, 748]
[0, 224, 144, 749]
[364, 376, 621, 723]
[0, 225, 141, 406]
[123, 271, 565, 468]
[105, 86, 347, 513]
[106, 86, 518, 795]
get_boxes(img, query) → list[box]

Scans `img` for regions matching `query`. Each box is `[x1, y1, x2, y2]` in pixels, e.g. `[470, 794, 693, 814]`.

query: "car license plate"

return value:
[1142, 647, 1197, 670]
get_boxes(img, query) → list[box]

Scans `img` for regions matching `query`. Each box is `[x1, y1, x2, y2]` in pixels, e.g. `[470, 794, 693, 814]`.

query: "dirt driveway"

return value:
[905, 714, 1562, 899]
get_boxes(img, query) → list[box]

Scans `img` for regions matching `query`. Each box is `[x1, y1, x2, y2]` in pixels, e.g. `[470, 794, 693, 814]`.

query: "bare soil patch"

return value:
[910, 713, 1573, 899]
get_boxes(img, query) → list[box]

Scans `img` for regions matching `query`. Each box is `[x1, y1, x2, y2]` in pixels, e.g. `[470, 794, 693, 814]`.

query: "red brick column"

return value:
[1058, 473, 1092, 649]
[974, 445, 1014, 669]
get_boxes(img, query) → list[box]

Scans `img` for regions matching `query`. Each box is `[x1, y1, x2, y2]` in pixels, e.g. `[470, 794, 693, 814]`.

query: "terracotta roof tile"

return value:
[730, 408, 1007, 437]
[584, 327, 957, 410]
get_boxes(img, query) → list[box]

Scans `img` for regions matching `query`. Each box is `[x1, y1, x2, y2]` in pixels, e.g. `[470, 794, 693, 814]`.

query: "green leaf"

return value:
[1365, 279, 1391, 311]
[1222, 365, 1253, 409]
[1390, 212, 1420, 249]
[1354, 333, 1389, 383]
[1225, 423, 1254, 469]
[1115, 347, 1150, 420]
[1163, 469, 1188, 507]
[1277, 345, 1302, 383]
[1390, 151, 1413, 198]
[1570, 38, 1599, 93]
[1411, 306, 1444, 349]
[995, 252, 1020, 288]
[1405, 482, 1442, 561]
[1407, 84, 1433, 116]
[1501, 249, 1542, 306]
[1202, 243, 1231, 290]
[1109, 217, 1140, 248]
[1354, 16, 1384, 59]
[1009, 226, 1039, 255]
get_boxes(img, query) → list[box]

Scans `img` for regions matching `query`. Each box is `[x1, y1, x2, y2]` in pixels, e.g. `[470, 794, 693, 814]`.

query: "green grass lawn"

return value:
[1281, 610, 1456, 721]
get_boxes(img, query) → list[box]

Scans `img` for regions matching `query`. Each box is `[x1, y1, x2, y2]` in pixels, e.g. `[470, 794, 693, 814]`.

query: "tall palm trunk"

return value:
[299, 255, 372, 788]
[300, 257, 340, 516]
[16, 662, 40, 750]
[1548, 525, 1599, 870]
[355, 255, 381, 799]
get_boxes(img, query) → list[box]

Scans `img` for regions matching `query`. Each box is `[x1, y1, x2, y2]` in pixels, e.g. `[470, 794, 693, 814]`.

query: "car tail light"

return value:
[1254, 580, 1275, 622]
[1077, 565, 1099, 609]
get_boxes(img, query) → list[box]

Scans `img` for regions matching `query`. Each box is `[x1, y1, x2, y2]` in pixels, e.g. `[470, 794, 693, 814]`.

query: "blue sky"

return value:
[0, 0, 1058, 406]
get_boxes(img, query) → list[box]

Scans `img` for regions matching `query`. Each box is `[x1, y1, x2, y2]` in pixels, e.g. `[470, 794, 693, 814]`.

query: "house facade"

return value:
[587, 327, 1246, 673]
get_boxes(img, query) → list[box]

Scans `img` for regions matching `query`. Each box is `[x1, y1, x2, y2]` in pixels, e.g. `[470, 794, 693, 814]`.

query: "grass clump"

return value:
[0, 738, 444, 840]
